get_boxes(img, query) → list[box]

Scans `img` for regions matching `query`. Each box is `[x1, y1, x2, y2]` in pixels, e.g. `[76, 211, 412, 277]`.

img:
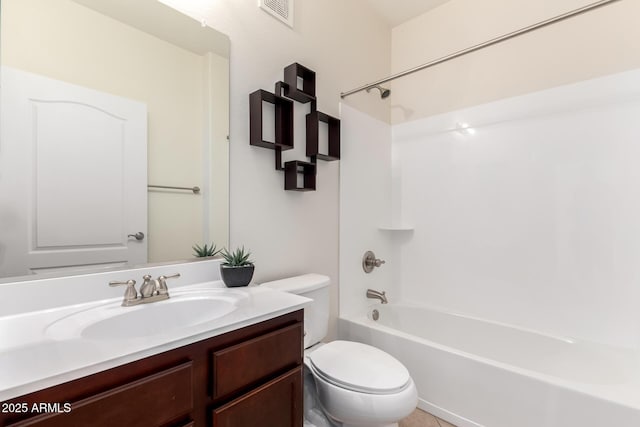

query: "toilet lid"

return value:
[307, 341, 411, 394]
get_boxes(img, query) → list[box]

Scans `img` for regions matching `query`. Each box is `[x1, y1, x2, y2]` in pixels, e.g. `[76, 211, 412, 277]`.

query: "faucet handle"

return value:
[139, 274, 156, 298]
[109, 279, 136, 287]
[362, 251, 386, 273]
[109, 279, 138, 304]
[156, 273, 180, 295]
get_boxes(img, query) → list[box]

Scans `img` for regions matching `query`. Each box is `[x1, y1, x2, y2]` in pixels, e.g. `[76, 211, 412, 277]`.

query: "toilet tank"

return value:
[260, 274, 330, 349]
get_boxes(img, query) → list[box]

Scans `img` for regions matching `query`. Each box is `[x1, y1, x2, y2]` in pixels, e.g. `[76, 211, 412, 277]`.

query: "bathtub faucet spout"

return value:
[366, 289, 388, 304]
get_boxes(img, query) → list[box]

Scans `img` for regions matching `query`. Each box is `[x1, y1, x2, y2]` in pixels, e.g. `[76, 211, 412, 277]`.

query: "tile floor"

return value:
[400, 408, 457, 427]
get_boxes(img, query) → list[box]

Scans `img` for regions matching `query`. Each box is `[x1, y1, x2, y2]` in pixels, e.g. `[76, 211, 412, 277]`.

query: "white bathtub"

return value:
[339, 303, 640, 427]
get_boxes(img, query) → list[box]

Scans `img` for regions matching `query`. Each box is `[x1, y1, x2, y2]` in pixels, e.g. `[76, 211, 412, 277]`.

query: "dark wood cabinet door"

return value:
[211, 323, 302, 399]
[7, 363, 193, 427]
[212, 367, 302, 427]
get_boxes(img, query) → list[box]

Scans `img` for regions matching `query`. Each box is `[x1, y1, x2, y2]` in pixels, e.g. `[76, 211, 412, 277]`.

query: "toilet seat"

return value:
[307, 340, 411, 395]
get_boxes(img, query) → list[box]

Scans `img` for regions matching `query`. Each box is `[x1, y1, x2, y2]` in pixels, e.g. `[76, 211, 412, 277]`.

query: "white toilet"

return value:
[261, 274, 417, 427]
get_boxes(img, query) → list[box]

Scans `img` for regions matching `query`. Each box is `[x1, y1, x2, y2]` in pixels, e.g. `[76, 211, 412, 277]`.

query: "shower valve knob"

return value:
[363, 251, 385, 273]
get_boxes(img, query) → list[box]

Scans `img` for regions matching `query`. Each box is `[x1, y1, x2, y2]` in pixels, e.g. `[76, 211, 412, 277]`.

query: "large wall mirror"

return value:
[0, 0, 230, 281]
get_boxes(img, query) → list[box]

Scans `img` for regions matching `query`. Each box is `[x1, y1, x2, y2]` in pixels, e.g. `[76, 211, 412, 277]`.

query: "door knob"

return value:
[128, 232, 145, 241]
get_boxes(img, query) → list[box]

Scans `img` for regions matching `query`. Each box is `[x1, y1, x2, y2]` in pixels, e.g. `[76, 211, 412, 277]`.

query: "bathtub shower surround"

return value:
[340, 304, 640, 427]
[339, 69, 640, 426]
[338, 104, 395, 319]
[392, 69, 640, 348]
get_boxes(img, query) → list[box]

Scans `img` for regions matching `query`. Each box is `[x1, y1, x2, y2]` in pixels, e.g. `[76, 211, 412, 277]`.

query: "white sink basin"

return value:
[45, 290, 244, 341]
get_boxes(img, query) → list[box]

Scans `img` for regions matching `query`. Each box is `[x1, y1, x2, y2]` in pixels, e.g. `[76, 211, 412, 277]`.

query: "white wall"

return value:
[160, 0, 391, 338]
[206, 52, 230, 251]
[393, 70, 640, 348]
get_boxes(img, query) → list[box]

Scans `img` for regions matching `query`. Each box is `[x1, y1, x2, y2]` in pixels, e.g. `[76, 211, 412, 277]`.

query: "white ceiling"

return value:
[363, 0, 451, 27]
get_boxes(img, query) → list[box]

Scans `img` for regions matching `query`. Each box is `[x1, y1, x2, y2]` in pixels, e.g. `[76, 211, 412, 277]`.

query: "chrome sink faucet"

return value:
[366, 289, 388, 304]
[110, 273, 180, 307]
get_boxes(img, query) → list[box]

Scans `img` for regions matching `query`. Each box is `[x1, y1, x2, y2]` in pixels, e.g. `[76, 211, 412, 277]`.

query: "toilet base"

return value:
[312, 367, 417, 427]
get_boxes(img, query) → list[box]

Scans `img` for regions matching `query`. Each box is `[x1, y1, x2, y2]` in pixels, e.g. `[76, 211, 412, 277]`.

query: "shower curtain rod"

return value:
[340, 0, 621, 99]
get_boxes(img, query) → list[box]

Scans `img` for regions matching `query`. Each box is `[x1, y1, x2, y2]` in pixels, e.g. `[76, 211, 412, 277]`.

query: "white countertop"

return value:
[0, 276, 309, 401]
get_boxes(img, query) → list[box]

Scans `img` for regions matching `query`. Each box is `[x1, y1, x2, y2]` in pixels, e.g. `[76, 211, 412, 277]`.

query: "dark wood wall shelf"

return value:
[249, 63, 340, 191]
[306, 111, 340, 161]
[283, 63, 316, 103]
[285, 161, 316, 191]
[250, 89, 294, 150]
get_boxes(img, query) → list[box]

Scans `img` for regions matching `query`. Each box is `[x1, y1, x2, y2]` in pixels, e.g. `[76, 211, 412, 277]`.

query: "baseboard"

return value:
[417, 398, 484, 427]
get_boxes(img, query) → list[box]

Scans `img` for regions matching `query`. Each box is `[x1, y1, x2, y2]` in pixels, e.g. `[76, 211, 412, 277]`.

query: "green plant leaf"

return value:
[192, 243, 221, 258]
[221, 246, 253, 266]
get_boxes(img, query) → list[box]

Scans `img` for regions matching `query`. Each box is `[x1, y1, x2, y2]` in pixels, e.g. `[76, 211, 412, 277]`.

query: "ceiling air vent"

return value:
[259, 0, 294, 28]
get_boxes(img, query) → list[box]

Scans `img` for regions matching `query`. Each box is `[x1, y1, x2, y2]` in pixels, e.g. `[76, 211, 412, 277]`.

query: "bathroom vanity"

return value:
[0, 260, 308, 427]
[1, 310, 303, 427]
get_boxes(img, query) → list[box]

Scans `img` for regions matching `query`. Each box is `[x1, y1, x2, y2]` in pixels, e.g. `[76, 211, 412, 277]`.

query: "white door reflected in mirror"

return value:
[0, 67, 147, 277]
[0, 0, 230, 281]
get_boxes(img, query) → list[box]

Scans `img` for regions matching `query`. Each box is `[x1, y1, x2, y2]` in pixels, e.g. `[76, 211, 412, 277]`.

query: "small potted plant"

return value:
[220, 246, 254, 287]
[192, 243, 222, 258]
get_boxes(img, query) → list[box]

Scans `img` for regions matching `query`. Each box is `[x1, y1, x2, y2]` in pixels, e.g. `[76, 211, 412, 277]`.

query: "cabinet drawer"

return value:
[9, 362, 193, 427]
[211, 323, 302, 399]
[212, 367, 302, 427]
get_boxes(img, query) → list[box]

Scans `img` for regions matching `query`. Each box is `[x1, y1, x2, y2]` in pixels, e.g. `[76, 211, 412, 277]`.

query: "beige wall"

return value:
[391, 0, 640, 123]
[207, 53, 230, 251]
[1, 0, 227, 263]
[161, 0, 391, 338]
